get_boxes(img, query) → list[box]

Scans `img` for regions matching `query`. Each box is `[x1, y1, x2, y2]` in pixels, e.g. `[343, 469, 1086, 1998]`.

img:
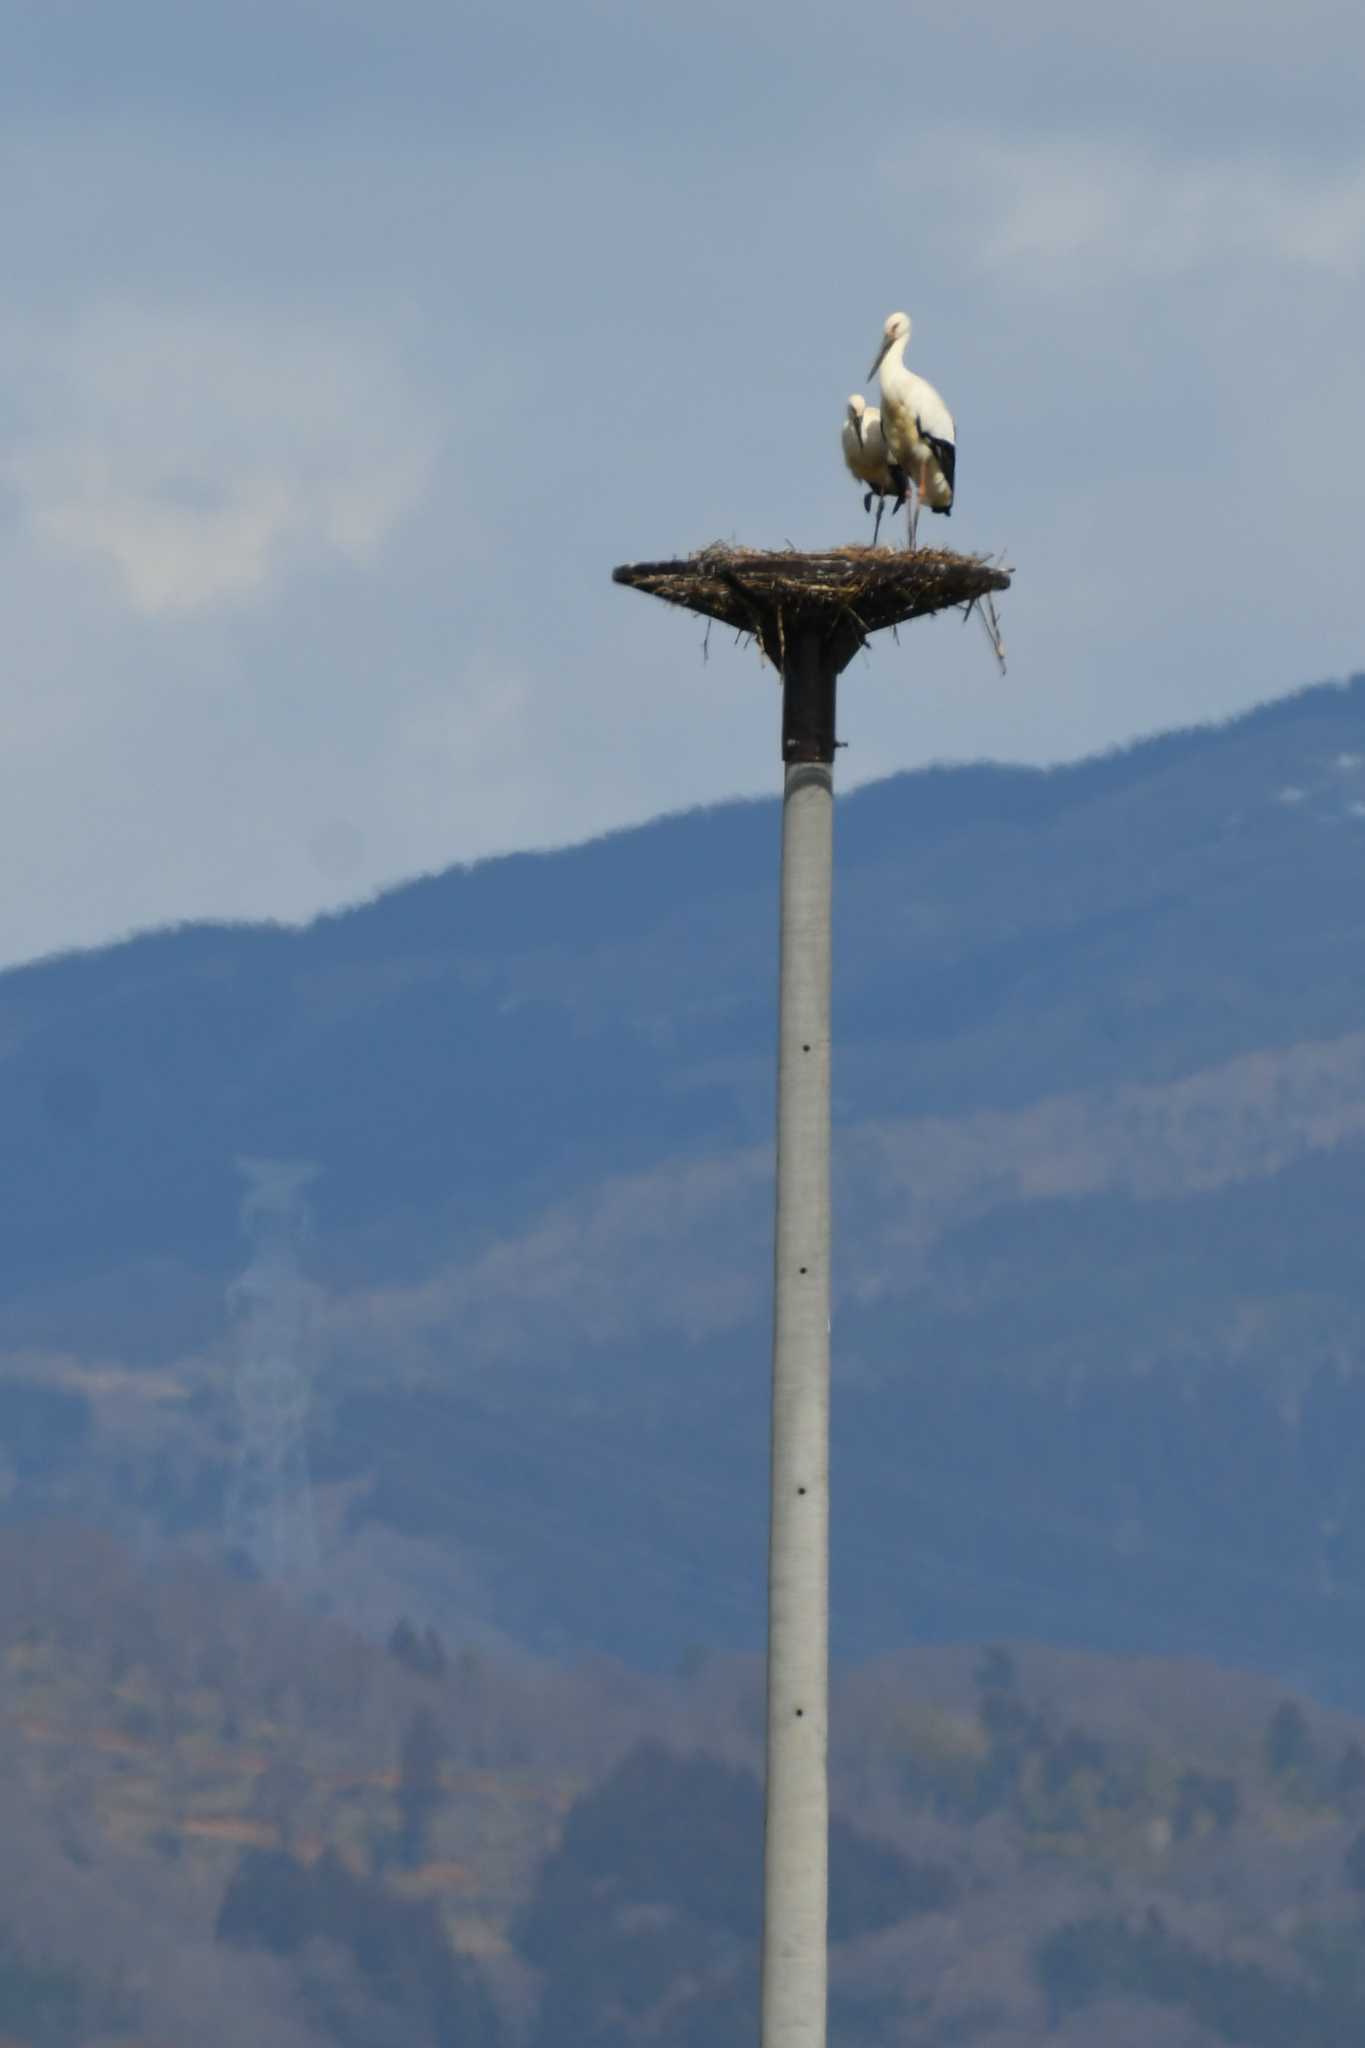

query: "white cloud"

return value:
[0, 302, 434, 614]
[894, 134, 1365, 290]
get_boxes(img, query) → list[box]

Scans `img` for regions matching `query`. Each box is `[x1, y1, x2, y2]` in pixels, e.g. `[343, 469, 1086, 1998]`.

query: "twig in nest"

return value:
[977, 593, 1007, 674]
[717, 566, 772, 669]
[960, 592, 1007, 674]
[702, 618, 712, 663]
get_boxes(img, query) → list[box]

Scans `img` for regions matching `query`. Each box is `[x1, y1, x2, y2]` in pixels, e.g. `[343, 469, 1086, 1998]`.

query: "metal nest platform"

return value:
[612, 543, 1011, 660]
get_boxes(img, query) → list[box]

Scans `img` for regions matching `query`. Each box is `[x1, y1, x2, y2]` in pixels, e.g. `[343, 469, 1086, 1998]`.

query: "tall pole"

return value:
[611, 541, 1011, 2048]
[761, 626, 835, 2048]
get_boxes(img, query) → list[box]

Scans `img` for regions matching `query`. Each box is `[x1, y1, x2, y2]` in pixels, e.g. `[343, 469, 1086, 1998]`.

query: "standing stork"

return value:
[868, 311, 955, 548]
[840, 395, 906, 546]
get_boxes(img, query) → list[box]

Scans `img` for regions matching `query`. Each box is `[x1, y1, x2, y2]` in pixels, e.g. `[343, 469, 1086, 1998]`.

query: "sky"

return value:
[1, 0, 1364, 966]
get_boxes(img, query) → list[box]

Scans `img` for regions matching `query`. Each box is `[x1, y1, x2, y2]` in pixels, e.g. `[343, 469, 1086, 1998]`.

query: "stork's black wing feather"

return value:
[924, 433, 956, 496]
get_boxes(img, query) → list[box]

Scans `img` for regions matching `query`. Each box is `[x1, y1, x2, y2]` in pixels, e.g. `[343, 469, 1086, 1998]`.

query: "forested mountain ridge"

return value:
[5, 674, 1365, 1692]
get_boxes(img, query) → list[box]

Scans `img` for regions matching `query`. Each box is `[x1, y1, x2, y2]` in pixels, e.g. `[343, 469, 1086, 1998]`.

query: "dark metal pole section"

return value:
[761, 626, 836, 2048]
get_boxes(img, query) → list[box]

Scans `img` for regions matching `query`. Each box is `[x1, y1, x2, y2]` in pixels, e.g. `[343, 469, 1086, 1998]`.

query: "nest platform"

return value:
[612, 542, 1012, 763]
[612, 543, 1009, 659]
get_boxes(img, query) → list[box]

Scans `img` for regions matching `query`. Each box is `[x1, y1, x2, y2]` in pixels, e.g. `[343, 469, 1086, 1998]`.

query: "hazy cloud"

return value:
[1, 303, 433, 613]
[931, 137, 1365, 285]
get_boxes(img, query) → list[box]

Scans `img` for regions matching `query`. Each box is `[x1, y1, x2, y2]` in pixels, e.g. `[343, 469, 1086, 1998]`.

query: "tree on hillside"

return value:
[217, 1850, 314, 1955]
[1336, 1740, 1365, 1812]
[1172, 1770, 1240, 1842]
[974, 1645, 1017, 1697]
[516, 1741, 952, 2048]
[1264, 1699, 1315, 1779]
[0, 1925, 101, 2047]
[396, 1708, 446, 1868]
[388, 1616, 448, 1681]
[217, 1847, 501, 2046]
[251, 1758, 311, 1853]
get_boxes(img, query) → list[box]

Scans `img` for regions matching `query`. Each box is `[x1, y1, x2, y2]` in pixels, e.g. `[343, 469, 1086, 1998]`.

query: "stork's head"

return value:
[868, 310, 912, 382]
[846, 394, 866, 441]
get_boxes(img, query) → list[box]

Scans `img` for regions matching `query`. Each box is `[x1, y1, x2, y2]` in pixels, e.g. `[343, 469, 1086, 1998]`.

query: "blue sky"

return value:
[1, 0, 1363, 963]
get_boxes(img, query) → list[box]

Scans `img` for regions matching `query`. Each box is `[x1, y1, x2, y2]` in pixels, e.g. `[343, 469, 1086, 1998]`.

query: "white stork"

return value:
[840, 395, 906, 546]
[868, 310, 955, 548]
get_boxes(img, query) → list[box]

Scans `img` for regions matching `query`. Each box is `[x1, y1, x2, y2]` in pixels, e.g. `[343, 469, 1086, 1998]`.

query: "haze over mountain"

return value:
[5, 672, 1365, 1701]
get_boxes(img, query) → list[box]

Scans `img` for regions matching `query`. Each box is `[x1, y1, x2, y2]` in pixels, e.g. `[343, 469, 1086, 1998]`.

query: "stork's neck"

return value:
[878, 339, 909, 404]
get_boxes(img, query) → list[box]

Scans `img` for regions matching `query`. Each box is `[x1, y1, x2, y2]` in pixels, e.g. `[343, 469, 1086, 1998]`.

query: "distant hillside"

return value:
[4, 674, 1365, 1695]
[6, 1526, 1365, 2048]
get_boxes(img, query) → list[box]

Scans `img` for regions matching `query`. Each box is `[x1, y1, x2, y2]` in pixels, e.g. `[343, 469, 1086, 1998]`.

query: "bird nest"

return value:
[612, 543, 1010, 650]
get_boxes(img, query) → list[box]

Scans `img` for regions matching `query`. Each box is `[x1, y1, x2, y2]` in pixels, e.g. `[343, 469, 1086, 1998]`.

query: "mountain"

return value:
[5, 671, 1365, 1697]
[6, 1523, 1365, 2048]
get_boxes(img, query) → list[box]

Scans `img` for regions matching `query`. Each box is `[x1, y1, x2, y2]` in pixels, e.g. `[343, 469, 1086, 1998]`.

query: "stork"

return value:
[840, 395, 906, 546]
[868, 311, 955, 548]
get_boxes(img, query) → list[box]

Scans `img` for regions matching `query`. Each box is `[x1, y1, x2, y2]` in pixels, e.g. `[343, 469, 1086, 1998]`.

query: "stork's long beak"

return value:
[852, 410, 864, 446]
[867, 337, 891, 384]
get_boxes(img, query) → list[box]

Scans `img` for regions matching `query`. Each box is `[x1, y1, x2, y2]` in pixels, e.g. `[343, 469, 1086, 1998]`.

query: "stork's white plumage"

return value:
[840, 395, 906, 545]
[868, 310, 955, 547]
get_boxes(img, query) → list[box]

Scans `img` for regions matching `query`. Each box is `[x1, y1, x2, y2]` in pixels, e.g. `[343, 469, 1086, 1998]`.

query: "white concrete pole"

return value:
[760, 744, 833, 2048]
